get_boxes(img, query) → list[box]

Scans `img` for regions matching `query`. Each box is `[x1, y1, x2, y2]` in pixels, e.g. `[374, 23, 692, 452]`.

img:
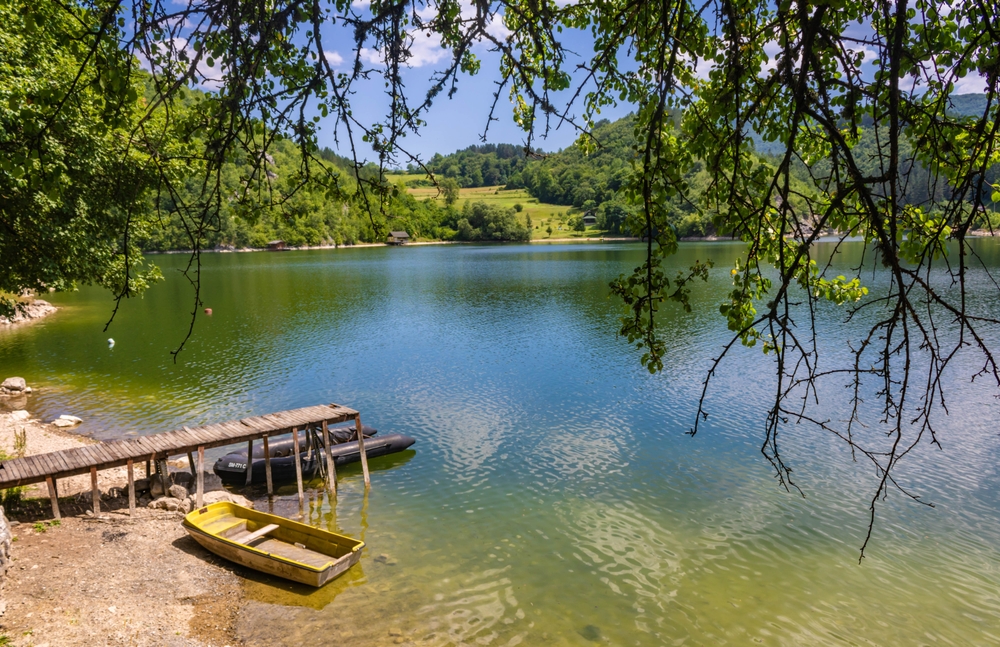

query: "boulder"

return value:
[148, 497, 184, 512]
[172, 471, 194, 489]
[188, 490, 253, 510]
[1, 377, 26, 393]
[9, 410, 29, 422]
[168, 484, 188, 500]
[58, 414, 82, 423]
[133, 478, 151, 493]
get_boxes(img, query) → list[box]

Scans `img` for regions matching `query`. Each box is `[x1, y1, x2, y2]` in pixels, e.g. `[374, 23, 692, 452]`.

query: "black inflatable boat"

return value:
[213, 426, 415, 485]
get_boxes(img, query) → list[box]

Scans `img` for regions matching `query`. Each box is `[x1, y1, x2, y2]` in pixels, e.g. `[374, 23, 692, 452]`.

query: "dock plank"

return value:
[0, 403, 366, 490]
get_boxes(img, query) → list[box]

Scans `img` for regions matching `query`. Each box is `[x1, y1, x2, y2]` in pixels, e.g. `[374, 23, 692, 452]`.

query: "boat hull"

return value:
[182, 502, 364, 587]
[213, 433, 416, 485]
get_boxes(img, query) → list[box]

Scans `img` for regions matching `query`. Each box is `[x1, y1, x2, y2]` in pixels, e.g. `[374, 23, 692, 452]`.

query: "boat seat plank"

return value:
[253, 538, 335, 569]
[235, 523, 280, 545]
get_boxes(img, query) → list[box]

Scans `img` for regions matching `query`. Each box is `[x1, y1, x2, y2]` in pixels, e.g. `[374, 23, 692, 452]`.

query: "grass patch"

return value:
[402, 183, 611, 240]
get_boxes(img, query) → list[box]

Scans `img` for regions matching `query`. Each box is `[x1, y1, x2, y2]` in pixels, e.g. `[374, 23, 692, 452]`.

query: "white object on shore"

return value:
[107, 338, 115, 347]
[9, 410, 30, 421]
[52, 414, 82, 427]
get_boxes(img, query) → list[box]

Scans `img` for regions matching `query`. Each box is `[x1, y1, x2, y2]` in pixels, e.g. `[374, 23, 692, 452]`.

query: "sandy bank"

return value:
[0, 412, 244, 646]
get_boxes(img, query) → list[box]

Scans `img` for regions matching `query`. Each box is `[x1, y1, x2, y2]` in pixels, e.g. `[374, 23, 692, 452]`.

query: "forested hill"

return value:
[413, 93, 995, 236]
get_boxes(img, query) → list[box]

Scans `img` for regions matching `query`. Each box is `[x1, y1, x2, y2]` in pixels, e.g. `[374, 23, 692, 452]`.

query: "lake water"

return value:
[2, 241, 1000, 646]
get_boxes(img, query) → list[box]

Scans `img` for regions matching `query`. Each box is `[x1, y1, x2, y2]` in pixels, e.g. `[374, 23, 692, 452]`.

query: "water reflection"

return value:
[2, 241, 1000, 645]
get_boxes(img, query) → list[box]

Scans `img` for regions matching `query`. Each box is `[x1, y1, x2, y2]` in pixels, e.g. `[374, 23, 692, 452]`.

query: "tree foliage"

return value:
[4, 0, 1000, 554]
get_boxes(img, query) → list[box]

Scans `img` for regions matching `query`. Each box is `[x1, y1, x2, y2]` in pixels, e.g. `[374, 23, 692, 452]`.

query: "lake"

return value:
[2, 241, 1000, 645]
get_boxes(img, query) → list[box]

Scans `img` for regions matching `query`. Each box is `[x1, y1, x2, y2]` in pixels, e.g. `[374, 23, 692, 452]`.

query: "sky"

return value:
[147, 0, 989, 167]
[308, 4, 635, 164]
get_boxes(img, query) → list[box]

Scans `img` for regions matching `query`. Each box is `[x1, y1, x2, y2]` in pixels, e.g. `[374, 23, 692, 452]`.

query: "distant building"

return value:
[582, 213, 597, 227]
[387, 231, 411, 245]
[266, 240, 287, 251]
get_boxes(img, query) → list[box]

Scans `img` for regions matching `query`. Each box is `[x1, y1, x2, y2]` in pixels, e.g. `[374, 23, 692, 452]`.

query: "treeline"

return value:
[136, 84, 532, 250]
[402, 144, 529, 188]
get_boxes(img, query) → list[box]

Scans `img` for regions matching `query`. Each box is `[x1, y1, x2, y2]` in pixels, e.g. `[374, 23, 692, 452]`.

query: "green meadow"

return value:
[399, 181, 608, 240]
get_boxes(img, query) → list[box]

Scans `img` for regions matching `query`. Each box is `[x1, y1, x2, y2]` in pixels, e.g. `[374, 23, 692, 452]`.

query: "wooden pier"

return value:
[0, 403, 371, 519]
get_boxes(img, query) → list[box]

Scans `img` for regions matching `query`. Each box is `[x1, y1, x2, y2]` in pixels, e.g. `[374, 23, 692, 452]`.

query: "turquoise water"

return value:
[2, 241, 1000, 645]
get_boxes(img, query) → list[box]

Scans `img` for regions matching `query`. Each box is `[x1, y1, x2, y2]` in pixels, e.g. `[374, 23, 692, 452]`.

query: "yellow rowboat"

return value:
[182, 502, 365, 587]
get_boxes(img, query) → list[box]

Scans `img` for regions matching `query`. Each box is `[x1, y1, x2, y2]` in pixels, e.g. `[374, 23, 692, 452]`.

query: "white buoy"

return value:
[107, 338, 115, 348]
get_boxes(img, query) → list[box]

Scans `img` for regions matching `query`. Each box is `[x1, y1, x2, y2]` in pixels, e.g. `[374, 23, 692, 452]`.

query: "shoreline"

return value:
[0, 300, 56, 328]
[0, 410, 243, 646]
[142, 229, 1000, 257]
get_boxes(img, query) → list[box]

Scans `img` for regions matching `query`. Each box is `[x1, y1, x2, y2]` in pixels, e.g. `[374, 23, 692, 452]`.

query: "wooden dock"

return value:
[0, 403, 372, 519]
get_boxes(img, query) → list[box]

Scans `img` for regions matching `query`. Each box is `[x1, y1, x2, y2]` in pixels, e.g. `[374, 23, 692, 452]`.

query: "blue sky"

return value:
[308, 1, 637, 164]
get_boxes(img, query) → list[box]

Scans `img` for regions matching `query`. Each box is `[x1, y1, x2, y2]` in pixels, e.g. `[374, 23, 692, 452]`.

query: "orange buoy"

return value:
[204, 308, 213, 315]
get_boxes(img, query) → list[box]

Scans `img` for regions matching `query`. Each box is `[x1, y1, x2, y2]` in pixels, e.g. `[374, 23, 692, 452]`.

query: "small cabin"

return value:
[582, 213, 597, 227]
[387, 231, 411, 245]
[266, 240, 287, 251]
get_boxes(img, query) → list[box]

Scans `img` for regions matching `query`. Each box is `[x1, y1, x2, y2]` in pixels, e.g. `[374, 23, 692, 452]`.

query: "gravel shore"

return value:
[0, 412, 245, 647]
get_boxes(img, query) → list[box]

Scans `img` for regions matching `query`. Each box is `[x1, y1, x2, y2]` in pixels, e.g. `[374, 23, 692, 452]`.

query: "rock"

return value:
[58, 414, 82, 423]
[51, 418, 77, 428]
[1, 377, 26, 392]
[0, 300, 55, 326]
[23, 387, 31, 394]
[9, 410, 29, 421]
[148, 497, 184, 512]
[189, 491, 252, 509]
[134, 478, 151, 493]
[168, 484, 188, 500]
[172, 471, 194, 489]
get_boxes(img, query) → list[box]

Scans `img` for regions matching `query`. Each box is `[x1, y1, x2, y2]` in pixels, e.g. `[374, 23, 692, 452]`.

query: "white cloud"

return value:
[952, 73, 987, 94]
[357, 1, 510, 68]
[323, 50, 344, 67]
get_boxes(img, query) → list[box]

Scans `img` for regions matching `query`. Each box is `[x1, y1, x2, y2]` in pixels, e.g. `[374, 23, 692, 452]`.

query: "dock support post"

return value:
[354, 414, 370, 488]
[91, 466, 100, 515]
[46, 476, 60, 519]
[262, 435, 273, 496]
[145, 459, 151, 479]
[322, 420, 337, 498]
[245, 439, 253, 488]
[127, 459, 136, 516]
[292, 427, 305, 509]
[157, 458, 170, 495]
[196, 446, 204, 508]
[187, 452, 197, 478]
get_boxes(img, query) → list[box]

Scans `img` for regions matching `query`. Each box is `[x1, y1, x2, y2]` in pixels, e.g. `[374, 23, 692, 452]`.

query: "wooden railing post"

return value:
[196, 446, 205, 508]
[245, 439, 254, 487]
[292, 427, 305, 509]
[127, 459, 136, 516]
[91, 466, 100, 515]
[262, 435, 273, 496]
[46, 476, 60, 519]
[354, 415, 370, 488]
[322, 420, 337, 498]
